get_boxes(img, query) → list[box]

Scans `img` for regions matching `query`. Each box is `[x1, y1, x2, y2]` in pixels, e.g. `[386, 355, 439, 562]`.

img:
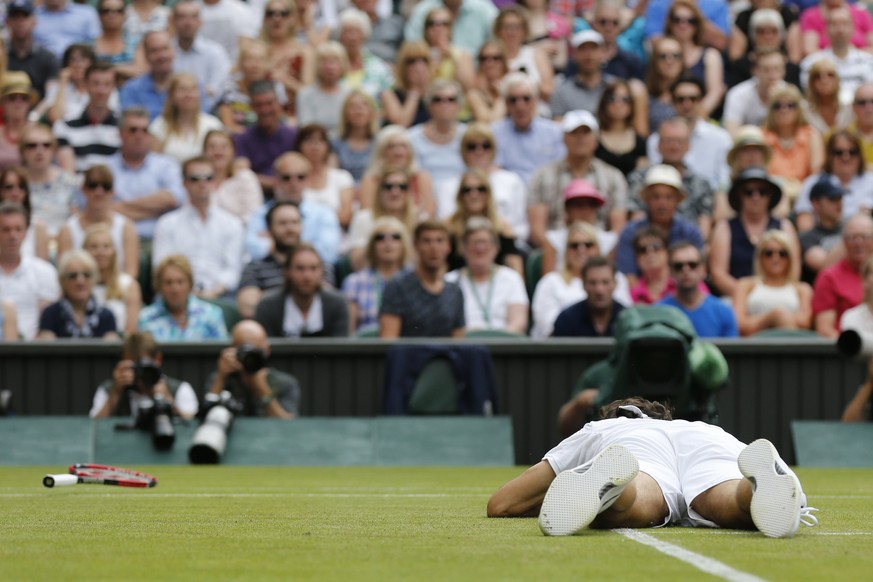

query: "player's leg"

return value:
[539, 444, 670, 536]
[487, 461, 557, 518]
[689, 479, 754, 530]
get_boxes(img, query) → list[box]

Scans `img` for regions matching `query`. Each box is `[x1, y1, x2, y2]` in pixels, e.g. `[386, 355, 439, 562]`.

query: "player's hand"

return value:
[217, 347, 242, 378]
[112, 360, 135, 392]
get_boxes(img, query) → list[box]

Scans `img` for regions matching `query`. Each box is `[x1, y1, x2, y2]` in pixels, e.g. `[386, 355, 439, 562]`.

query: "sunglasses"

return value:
[607, 94, 631, 104]
[374, 232, 402, 242]
[5, 94, 30, 103]
[186, 173, 213, 182]
[478, 54, 503, 63]
[742, 187, 772, 198]
[673, 94, 701, 104]
[461, 185, 487, 195]
[832, 148, 860, 158]
[507, 95, 533, 105]
[772, 101, 798, 111]
[24, 141, 52, 150]
[568, 241, 596, 250]
[671, 260, 700, 271]
[265, 9, 290, 17]
[280, 173, 308, 181]
[64, 271, 94, 281]
[636, 242, 665, 255]
[99, 7, 124, 15]
[431, 95, 458, 104]
[596, 18, 619, 27]
[762, 248, 789, 259]
[382, 182, 409, 191]
[426, 19, 451, 28]
[854, 98, 873, 107]
[657, 52, 682, 62]
[85, 181, 112, 190]
[465, 142, 493, 152]
[671, 15, 698, 25]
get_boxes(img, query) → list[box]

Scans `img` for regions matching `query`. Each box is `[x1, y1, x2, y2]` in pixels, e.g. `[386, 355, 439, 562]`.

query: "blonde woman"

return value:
[381, 41, 433, 128]
[36, 249, 119, 340]
[348, 166, 418, 271]
[359, 125, 435, 217]
[467, 40, 509, 124]
[531, 221, 630, 339]
[421, 6, 475, 91]
[149, 72, 224, 162]
[733, 229, 812, 336]
[332, 90, 379, 185]
[216, 40, 289, 134]
[57, 164, 140, 278]
[342, 216, 411, 334]
[802, 58, 853, 135]
[83, 223, 143, 335]
[296, 41, 350, 135]
[445, 168, 522, 275]
[260, 0, 314, 107]
[762, 84, 824, 213]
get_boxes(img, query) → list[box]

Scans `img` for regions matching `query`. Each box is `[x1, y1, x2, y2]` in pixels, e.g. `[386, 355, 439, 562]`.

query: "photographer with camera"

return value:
[89, 331, 198, 421]
[205, 320, 300, 419]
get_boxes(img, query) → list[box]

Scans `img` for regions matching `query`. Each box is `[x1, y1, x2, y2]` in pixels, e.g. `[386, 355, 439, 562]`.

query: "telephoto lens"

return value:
[150, 393, 176, 451]
[189, 391, 238, 464]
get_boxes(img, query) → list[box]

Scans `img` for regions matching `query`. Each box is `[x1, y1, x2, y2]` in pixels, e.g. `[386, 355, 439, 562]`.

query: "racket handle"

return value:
[43, 474, 78, 488]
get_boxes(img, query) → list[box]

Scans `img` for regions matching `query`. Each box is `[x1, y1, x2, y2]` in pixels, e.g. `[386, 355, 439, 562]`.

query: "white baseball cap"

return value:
[561, 110, 599, 134]
[571, 29, 604, 48]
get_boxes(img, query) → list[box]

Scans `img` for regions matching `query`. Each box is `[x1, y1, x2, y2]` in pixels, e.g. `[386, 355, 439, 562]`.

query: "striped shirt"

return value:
[53, 110, 120, 173]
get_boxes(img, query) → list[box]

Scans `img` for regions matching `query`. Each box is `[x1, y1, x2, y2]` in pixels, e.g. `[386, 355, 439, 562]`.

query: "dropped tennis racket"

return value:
[43, 464, 158, 488]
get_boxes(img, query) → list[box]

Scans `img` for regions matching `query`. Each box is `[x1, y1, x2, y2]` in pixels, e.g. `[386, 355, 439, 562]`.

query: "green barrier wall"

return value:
[0, 338, 862, 465]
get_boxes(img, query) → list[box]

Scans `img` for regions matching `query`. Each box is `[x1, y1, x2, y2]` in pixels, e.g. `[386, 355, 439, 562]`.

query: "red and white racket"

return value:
[43, 464, 158, 488]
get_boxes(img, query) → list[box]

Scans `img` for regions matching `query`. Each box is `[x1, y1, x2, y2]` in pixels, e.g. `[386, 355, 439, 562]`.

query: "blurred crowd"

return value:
[3, 0, 873, 343]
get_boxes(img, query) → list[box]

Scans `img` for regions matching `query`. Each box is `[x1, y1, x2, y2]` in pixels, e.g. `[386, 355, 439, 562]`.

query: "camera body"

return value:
[134, 392, 176, 451]
[236, 344, 267, 374]
[188, 391, 243, 464]
[134, 358, 162, 388]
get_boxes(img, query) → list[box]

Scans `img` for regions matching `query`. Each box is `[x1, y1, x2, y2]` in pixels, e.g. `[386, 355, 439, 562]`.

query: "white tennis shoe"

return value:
[738, 438, 819, 538]
[538, 444, 639, 536]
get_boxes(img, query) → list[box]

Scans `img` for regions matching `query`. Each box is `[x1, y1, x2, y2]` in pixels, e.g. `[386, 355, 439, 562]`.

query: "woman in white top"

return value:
[83, 222, 142, 335]
[57, 165, 139, 278]
[295, 123, 354, 227]
[149, 72, 224, 163]
[445, 217, 529, 334]
[493, 5, 554, 103]
[203, 130, 263, 226]
[0, 168, 49, 260]
[348, 167, 418, 271]
[531, 221, 631, 339]
[733, 229, 813, 336]
[436, 123, 528, 243]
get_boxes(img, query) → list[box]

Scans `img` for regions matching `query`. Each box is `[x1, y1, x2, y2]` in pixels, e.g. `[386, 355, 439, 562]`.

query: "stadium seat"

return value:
[138, 246, 154, 305]
[334, 253, 354, 290]
[525, 249, 543, 299]
[465, 329, 528, 339]
[201, 298, 242, 330]
[408, 358, 458, 415]
[355, 327, 380, 338]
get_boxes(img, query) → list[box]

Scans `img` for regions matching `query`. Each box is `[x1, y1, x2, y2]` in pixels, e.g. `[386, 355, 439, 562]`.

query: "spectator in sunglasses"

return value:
[660, 241, 737, 338]
[733, 230, 812, 336]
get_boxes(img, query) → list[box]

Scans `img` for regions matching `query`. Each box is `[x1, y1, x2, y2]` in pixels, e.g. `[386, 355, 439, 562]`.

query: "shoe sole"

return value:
[738, 439, 802, 538]
[538, 444, 639, 536]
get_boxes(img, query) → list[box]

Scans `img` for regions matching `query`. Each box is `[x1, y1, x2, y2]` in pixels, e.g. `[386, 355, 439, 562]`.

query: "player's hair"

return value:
[600, 397, 674, 420]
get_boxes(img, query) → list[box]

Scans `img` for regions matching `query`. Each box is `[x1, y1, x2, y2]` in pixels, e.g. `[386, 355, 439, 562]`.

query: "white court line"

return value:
[616, 529, 767, 582]
[0, 492, 487, 498]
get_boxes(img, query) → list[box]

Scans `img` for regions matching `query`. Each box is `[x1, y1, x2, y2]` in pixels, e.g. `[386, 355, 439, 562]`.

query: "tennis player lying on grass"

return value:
[487, 398, 819, 538]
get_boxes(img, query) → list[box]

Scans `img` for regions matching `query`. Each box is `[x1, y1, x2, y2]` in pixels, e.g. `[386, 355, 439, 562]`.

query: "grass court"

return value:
[2, 465, 872, 581]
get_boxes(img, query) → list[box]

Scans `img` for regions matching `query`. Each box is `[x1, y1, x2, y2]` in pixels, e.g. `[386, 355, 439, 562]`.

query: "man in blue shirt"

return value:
[105, 107, 186, 240]
[171, 0, 230, 112]
[660, 241, 739, 338]
[33, 0, 100, 59]
[492, 73, 565, 185]
[245, 153, 340, 275]
[120, 31, 205, 122]
[615, 164, 704, 281]
[553, 257, 625, 337]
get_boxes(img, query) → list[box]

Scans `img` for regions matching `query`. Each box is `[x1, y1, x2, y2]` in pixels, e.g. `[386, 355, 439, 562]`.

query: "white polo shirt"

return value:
[0, 257, 61, 339]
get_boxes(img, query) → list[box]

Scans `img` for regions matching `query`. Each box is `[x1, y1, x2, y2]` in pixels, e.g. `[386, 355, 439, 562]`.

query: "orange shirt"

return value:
[764, 125, 815, 183]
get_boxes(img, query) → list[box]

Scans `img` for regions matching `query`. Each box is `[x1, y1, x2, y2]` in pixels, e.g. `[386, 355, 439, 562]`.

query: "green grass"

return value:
[1, 466, 872, 581]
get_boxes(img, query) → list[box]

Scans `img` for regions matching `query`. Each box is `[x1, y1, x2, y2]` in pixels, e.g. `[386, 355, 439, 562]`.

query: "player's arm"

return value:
[487, 461, 557, 518]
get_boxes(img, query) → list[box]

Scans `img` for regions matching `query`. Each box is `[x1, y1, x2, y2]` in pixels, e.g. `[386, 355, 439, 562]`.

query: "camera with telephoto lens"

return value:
[188, 391, 243, 464]
[134, 392, 176, 451]
[236, 344, 267, 374]
[837, 330, 873, 360]
[133, 358, 162, 388]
